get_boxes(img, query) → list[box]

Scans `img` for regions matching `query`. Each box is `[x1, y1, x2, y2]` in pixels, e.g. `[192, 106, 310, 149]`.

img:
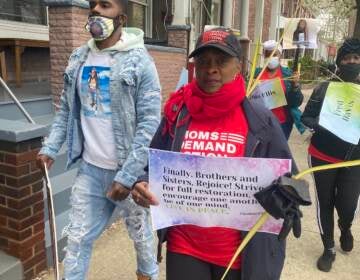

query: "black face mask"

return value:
[338, 63, 360, 82]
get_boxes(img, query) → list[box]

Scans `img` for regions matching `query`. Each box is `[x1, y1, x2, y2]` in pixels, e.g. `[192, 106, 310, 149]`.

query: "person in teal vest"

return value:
[254, 40, 305, 139]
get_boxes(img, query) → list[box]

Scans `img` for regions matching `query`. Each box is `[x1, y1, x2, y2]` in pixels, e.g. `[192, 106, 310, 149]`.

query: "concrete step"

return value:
[0, 97, 53, 121]
[0, 251, 22, 280]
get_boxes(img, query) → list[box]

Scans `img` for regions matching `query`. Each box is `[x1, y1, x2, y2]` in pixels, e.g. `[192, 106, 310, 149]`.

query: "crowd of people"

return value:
[36, 0, 359, 279]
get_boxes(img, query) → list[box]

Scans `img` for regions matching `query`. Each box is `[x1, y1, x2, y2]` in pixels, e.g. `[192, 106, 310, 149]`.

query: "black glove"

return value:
[254, 174, 311, 241]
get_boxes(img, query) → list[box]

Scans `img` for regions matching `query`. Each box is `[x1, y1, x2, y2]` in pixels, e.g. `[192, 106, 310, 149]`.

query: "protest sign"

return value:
[149, 149, 292, 234]
[319, 82, 360, 145]
[249, 78, 287, 110]
[283, 18, 321, 49]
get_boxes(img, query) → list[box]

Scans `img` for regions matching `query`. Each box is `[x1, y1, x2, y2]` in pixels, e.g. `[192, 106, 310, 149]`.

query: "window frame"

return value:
[192, 0, 224, 45]
[128, 0, 153, 38]
[0, 0, 48, 26]
[0, 3, 49, 41]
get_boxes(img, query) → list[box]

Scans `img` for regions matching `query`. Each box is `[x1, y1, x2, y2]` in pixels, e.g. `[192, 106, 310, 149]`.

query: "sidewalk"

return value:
[38, 90, 360, 280]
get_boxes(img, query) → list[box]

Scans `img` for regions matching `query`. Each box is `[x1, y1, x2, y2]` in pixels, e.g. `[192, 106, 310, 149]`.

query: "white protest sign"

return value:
[149, 149, 292, 234]
[283, 18, 321, 49]
[319, 82, 360, 145]
[250, 78, 287, 110]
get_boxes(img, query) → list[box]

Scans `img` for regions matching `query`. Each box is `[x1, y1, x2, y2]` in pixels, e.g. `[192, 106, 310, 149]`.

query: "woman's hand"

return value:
[293, 71, 300, 88]
[132, 182, 159, 208]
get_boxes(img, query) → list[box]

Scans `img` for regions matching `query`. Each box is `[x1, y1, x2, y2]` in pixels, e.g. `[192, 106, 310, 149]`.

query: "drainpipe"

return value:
[240, 0, 249, 38]
[186, 0, 192, 59]
[222, 0, 233, 28]
[269, 0, 281, 40]
[239, 0, 250, 74]
[254, 0, 265, 42]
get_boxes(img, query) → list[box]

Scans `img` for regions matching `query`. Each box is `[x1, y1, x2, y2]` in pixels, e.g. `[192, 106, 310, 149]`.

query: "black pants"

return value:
[166, 251, 241, 280]
[280, 121, 293, 140]
[310, 156, 360, 249]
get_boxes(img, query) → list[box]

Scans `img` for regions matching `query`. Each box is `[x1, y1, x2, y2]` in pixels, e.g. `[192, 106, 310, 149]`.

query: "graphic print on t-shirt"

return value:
[181, 108, 248, 157]
[181, 130, 246, 157]
[79, 66, 111, 119]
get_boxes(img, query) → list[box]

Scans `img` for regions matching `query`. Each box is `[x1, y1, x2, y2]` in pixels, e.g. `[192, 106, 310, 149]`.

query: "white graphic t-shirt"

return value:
[77, 51, 118, 170]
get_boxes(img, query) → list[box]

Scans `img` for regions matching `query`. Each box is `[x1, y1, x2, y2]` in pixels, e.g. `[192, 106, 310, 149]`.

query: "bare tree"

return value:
[303, 0, 359, 39]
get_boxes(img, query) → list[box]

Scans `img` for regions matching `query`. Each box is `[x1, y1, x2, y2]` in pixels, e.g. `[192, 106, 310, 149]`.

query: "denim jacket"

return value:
[40, 38, 161, 189]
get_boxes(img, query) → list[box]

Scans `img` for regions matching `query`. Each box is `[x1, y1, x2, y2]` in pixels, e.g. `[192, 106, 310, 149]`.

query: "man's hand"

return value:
[131, 181, 159, 208]
[36, 154, 54, 171]
[107, 182, 130, 201]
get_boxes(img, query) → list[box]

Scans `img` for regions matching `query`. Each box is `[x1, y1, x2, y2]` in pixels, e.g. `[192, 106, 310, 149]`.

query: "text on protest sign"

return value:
[250, 78, 287, 110]
[149, 149, 292, 234]
[319, 82, 360, 145]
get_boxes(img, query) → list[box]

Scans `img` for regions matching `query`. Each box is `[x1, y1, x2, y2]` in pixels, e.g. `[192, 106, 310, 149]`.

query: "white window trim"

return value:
[0, 2, 48, 26]
[0, 19, 49, 41]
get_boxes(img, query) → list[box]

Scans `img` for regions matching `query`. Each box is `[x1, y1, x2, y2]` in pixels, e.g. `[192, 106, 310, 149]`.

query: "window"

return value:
[192, 0, 223, 41]
[0, 0, 47, 25]
[127, 0, 152, 37]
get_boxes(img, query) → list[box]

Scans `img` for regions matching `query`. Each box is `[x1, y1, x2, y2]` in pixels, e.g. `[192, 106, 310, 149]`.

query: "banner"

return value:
[319, 82, 360, 144]
[283, 18, 321, 49]
[249, 78, 287, 110]
[149, 149, 292, 234]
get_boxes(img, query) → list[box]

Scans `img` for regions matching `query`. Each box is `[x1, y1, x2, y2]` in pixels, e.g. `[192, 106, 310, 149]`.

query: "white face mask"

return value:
[266, 57, 280, 70]
[86, 16, 116, 41]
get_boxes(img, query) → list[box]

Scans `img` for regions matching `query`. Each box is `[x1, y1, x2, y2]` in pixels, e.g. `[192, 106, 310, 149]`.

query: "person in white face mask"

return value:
[254, 40, 304, 140]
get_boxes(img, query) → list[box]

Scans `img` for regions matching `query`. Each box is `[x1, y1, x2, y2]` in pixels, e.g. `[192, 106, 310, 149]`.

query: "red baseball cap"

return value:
[189, 27, 242, 58]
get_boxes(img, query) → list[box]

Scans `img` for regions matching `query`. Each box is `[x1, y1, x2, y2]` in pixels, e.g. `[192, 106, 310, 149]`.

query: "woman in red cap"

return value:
[131, 28, 299, 280]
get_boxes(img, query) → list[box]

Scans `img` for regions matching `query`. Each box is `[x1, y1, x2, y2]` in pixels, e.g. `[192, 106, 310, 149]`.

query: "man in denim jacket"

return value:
[37, 1, 161, 279]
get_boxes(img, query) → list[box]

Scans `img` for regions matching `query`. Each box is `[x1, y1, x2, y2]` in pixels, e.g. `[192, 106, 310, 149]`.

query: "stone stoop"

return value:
[0, 250, 22, 280]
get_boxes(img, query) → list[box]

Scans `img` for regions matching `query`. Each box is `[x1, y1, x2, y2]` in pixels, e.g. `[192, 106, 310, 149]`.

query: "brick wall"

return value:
[248, 0, 272, 42]
[233, 0, 241, 30]
[48, 6, 90, 105]
[148, 49, 187, 105]
[263, 0, 272, 41]
[248, 0, 256, 41]
[0, 138, 46, 280]
[168, 28, 189, 49]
